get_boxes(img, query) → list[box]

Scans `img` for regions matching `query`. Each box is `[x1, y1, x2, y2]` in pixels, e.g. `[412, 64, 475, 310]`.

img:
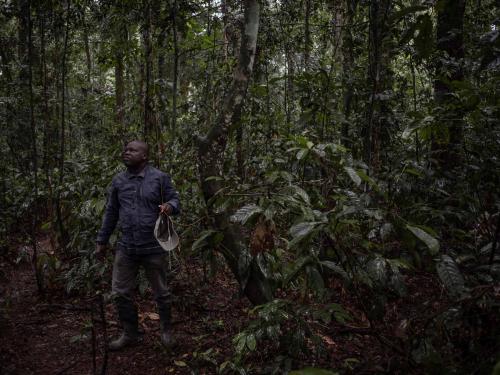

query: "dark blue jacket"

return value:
[97, 164, 180, 254]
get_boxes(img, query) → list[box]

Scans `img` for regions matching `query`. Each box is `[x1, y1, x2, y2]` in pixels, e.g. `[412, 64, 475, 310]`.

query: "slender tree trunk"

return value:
[363, 0, 393, 172]
[25, 0, 43, 294]
[304, 0, 311, 71]
[432, 0, 466, 170]
[171, 0, 179, 136]
[39, 13, 56, 253]
[197, 0, 271, 305]
[114, 10, 126, 142]
[82, 9, 92, 91]
[115, 52, 125, 139]
[142, 0, 154, 143]
[157, 17, 169, 133]
[17, 0, 31, 172]
[341, 0, 357, 148]
[411, 58, 420, 163]
[55, 0, 71, 249]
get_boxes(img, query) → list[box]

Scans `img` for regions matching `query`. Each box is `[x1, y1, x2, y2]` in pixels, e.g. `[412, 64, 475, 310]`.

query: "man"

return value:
[96, 140, 180, 351]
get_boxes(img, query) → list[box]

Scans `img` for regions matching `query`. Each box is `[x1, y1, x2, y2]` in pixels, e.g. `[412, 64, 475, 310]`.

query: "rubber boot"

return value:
[159, 305, 177, 349]
[160, 323, 177, 349]
[108, 324, 142, 351]
[109, 299, 142, 351]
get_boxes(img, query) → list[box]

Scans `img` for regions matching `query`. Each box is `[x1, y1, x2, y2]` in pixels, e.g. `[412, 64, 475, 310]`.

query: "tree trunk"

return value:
[341, 0, 357, 148]
[39, 11, 57, 254]
[25, 0, 44, 294]
[432, 0, 466, 170]
[197, 0, 272, 305]
[171, 0, 179, 136]
[304, 0, 311, 71]
[16, 0, 31, 172]
[142, 0, 154, 143]
[363, 0, 393, 172]
[55, 0, 71, 249]
[157, 13, 169, 134]
[114, 7, 127, 142]
[82, 9, 92, 91]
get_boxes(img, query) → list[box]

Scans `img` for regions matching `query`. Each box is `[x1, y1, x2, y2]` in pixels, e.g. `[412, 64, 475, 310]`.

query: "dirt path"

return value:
[1, 242, 475, 374]
[0, 252, 252, 375]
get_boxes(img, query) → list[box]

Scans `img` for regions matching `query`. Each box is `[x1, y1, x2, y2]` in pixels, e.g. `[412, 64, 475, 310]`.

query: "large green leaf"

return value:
[306, 265, 325, 293]
[191, 230, 218, 252]
[238, 251, 252, 290]
[256, 253, 271, 279]
[284, 255, 313, 286]
[319, 261, 350, 283]
[366, 257, 388, 287]
[297, 148, 309, 160]
[389, 5, 428, 23]
[406, 225, 440, 255]
[246, 334, 257, 351]
[436, 255, 467, 300]
[230, 204, 262, 225]
[290, 221, 321, 239]
[344, 167, 361, 186]
[356, 169, 381, 193]
[290, 185, 311, 205]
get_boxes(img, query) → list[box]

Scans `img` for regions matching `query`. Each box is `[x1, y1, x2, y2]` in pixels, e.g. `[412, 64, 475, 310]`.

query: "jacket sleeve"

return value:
[96, 180, 119, 244]
[161, 174, 181, 215]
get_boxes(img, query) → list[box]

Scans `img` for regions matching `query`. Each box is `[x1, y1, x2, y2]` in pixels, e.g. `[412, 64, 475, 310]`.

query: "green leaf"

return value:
[191, 230, 217, 252]
[41, 221, 52, 231]
[319, 261, 349, 282]
[436, 255, 467, 300]
[246, 334, 257, 351]
[284, 256, 313, 286]
[329, 303, 352, 324]
[290, 221, 321, 239]
[235, 334, 246, 353]
[230, 204, 262, 225]
[290, 185, 310, 205]
[406, 225, 440, 255]
[174, 360, 187, 367]
[356, 170, 381, 192]
[344, 167, 361, 186]
[366, 257, 388, 287]
[390, 5, 428, 23]
[256, 253, 271, 279]
[297, 148, 309, 160]
[290, 368, 339, 375]
[492, 360, 500, 375]
[204, 176, 224, 182]
[238, 251, 252, 291]
[307, 266, 325, 292]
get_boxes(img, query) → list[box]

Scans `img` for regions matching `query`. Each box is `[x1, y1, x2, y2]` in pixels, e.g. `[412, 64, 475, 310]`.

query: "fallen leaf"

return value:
[144, 312, 160, 320]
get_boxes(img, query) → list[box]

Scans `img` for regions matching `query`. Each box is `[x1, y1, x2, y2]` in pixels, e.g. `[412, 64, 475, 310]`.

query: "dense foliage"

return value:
[1, 0, 499, 373]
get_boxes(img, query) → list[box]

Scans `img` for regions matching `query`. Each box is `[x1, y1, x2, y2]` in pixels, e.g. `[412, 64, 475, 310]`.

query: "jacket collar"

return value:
[125, 164, 149, 179]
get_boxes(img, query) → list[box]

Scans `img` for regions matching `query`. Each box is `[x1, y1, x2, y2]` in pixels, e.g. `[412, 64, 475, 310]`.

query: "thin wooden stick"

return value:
[99, 294, 108, 375]
[91, 306, 97, 375]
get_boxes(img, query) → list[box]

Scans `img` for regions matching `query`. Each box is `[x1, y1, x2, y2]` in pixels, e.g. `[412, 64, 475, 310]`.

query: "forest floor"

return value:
[0, 237, 454, 375]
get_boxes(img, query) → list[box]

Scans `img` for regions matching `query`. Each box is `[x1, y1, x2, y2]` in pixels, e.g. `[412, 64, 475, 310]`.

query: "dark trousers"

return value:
[111, 250, 171, 333]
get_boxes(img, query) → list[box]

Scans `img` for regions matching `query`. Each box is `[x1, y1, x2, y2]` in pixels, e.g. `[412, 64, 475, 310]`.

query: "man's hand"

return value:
[159, 203, 173, 216]
[95, 243, 108, 260]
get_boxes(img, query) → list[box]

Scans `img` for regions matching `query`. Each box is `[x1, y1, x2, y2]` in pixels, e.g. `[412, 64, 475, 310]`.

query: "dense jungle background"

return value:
[1, 0, 499, 374]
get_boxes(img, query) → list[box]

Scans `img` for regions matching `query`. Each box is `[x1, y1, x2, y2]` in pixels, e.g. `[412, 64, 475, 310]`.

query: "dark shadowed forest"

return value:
[0, 0, 499, 374]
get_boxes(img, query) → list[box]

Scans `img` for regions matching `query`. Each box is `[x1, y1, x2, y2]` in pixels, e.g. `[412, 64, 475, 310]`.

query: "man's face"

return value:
[122, 142, 147, 167]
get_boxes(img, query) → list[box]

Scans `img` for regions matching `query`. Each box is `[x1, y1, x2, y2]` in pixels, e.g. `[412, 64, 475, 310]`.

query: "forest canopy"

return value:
[0, 0, 499, 373]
